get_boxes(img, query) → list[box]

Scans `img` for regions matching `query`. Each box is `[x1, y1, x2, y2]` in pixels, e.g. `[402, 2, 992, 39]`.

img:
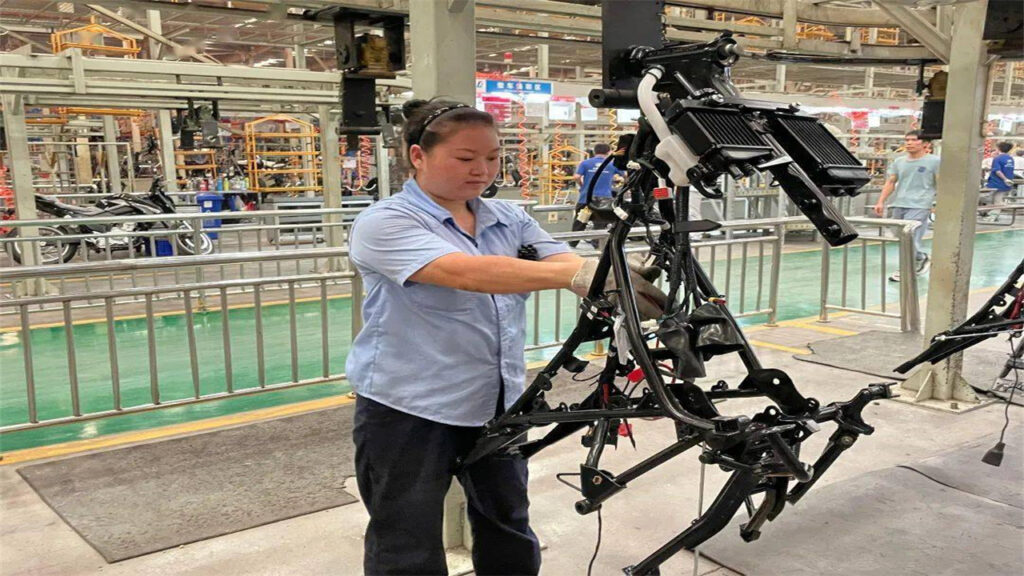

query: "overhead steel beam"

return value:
[0, 50, 410, 111]
[84, 4, 223, 64]
[0, 25, 51, 52]
[665, 0, 898, 27]
[875, 2, 951, 63]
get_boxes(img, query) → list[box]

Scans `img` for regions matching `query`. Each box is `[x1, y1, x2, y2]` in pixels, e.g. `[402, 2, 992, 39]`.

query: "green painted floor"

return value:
[1, 228, 1020, 453]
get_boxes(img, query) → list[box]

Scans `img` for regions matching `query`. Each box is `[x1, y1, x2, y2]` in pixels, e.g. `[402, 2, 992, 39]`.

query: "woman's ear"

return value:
[409, 144, 424, 171]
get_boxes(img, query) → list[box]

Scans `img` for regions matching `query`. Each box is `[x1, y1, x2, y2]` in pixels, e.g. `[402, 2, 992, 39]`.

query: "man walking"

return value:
[873, 131, 940, 282]
[983, 141, 1016, 221]
[570, 143, 622, 248]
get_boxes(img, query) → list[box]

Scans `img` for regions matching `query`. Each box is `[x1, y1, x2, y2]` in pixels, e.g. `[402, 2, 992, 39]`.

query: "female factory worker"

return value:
[346, 98, 666, 575]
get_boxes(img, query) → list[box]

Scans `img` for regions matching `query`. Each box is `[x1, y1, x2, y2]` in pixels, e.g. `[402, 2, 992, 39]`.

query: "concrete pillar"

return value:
[901, 0, 990, 409]
[318, 105, 345, 271]
[102, 115, 122, 194]
[156, 110, 178, 192]
[575, 102, 586, 153]
[74, 131, 92, 193]
[1, 89, 45, 290]
[864, 29, 878, 96]
[145, 10, 162, 60]
[775, 64, 787, 92]
[782, 0, 798, 50]
[1003, 62, 1016, 101]
[409, 0, 475, 104]
[409, 3, 476, 566]
[375, 135, 390, 199]
[536, 44, 550, 79]
[575, 66, 583, 80]
[293, 45, 306, 69]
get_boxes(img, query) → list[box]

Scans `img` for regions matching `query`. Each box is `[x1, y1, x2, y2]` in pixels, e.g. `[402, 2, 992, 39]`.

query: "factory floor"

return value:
[2, 275, 1021, 575]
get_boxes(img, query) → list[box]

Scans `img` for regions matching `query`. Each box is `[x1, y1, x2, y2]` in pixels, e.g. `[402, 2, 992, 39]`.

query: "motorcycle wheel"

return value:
[6, 226, 79, 264]
[173, 223, 214, 256]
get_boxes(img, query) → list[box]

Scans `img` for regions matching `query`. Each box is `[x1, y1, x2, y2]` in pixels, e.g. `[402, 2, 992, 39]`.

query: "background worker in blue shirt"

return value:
[873, 131, 941, 282]
[569, 143, 622, 248]
[346, 99, 666, 576]
[983, 141, 1016, 221]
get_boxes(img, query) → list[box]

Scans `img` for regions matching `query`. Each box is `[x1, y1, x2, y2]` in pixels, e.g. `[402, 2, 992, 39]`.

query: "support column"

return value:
[782, 0, 798, 50]
[1003, 62, 1016, 101]
[864, 28, 878, 96]
[102, 115, 122, 194]
[410, 3, 476, 569]
[293, 45, 306, 69]
[901, 0, 990, 409]
[318, 105, 345, 272]
[145, 10, 162, 60]
[1, 89, 45, 292]
[775, 64, 787, 92]
[409, 0, 475, 103]
[374, 135, 391, 200]
[156, 110, 178, 192]
[536, 44, 550, 79]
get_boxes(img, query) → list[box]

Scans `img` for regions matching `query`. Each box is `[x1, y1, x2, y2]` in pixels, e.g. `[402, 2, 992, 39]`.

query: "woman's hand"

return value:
[570, 257, 668, 320]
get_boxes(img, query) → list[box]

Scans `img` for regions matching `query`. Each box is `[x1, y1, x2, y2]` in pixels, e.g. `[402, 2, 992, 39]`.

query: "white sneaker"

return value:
[916, 256, 930, 274]
[888, 272, 900, 282]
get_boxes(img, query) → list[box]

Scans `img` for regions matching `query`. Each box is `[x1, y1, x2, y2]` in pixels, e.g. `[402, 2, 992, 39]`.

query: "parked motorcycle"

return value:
[5, 180, 213, 264]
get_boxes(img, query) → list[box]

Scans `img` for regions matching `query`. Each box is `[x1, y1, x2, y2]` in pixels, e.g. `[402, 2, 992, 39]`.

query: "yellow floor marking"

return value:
[747, 340, 811, 355]
[0, 394, 355, 466]
[0, 291, 353, 333]
[786, 322, 859, 336]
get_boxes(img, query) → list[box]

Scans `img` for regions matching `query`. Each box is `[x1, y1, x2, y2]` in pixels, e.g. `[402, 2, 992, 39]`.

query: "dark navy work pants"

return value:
[352, 395, 541, 576]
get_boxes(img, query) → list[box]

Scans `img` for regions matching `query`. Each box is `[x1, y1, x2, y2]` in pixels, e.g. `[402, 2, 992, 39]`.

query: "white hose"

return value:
[637, 67, 701, 187]
[638, 68, 671, 141]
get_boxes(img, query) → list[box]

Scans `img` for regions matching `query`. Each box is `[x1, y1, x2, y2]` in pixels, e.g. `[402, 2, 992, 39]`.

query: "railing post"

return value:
[766, 223, 784, 326]
[818, 235, 831, 323]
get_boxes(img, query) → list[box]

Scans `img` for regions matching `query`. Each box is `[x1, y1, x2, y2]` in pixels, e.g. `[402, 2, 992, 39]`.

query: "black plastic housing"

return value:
[766, 112, 871, 196]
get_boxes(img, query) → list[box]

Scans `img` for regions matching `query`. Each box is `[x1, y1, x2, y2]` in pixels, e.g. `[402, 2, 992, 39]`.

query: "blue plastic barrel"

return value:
[196, 193, 223, 239]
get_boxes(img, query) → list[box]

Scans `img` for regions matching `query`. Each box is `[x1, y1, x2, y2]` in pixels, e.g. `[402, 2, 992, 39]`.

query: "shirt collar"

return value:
[402, 178, 510, 229]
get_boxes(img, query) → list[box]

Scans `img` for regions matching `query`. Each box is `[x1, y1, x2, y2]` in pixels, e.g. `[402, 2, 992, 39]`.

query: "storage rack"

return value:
[175, 149, 219, 186]
[244, 115, 321, 195]
[542, 144, 584, 205]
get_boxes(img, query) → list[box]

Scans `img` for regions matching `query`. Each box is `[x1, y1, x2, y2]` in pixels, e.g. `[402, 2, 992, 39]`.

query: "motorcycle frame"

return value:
[460, 33, 893, 575]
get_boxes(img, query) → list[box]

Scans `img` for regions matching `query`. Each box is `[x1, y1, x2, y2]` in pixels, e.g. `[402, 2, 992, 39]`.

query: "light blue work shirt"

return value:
[887, 154, 941, 209]
[346, 178, 571, 426]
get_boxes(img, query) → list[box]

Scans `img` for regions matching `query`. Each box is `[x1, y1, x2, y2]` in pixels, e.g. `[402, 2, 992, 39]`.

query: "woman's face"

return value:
[410, 124, 500, 202]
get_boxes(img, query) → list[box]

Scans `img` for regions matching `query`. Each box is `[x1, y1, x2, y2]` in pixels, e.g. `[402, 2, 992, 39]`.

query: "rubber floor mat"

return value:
[18, 405, 358, 562]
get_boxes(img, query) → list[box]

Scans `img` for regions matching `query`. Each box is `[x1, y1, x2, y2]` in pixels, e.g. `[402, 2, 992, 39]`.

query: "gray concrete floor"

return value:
[2, 317, 1019, 576]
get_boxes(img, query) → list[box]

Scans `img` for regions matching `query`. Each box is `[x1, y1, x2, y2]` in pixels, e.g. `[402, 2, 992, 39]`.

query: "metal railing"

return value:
[0, 212, 923, 432]
[1, 248, 354, 432]
[0, 208, 365, 310]
[819, 217, 921, 332]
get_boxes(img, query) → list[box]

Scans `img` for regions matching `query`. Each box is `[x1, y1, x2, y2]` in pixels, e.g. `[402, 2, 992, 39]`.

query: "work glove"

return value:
[570, 255, 668, 320]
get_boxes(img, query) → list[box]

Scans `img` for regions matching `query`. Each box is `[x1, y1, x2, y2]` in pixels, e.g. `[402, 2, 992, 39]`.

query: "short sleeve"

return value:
[575, 159, 588, 176]
[886, 158, 900, 178]
[349, 208, 462, 286]
[515, 207, 571, 260]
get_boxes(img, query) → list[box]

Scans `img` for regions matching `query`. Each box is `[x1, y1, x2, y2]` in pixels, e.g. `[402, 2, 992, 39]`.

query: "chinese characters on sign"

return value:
[484, 80, 553, 94]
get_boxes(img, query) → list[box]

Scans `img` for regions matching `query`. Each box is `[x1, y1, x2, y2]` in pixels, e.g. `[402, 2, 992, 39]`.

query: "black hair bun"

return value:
[402, 99, 430, 118]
